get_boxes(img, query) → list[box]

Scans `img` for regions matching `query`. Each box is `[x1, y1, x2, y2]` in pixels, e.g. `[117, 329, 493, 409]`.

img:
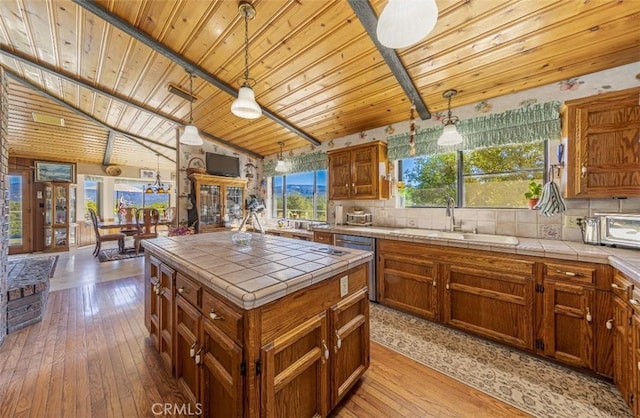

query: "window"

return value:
[114, 180, 171, 217]
[271, 170, 327, 221]
[399, 141, 545, 208]
[84, 178, 102, 220]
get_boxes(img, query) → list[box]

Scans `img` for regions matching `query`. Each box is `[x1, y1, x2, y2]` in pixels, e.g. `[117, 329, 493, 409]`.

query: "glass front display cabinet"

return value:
[189, 173, 247, 233]
[43, 182, 72, 252]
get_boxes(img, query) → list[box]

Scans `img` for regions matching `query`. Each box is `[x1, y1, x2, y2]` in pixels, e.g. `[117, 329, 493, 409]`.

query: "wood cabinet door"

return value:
[329, 288, 369, 409]
[261, 312, 329, 418]
[566, 87, 640, 198]
[379, 252, 438, 320]
[201, 319, 243, 418]
[542, 281, 595, 369]
[613, 295, 632, 405]
[147, 276, 161, 352]
[175, 296, 202, 406]
[159, 264, 175, 375]
[444, 265, 534, 350]
[350, 145, 377, 199]
[328, 150, 351, 200]
[632, 314, 640, 416]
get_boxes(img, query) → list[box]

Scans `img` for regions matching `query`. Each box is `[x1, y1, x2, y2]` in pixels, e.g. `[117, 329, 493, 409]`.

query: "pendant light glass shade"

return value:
[437, 89, 463, 147]
[180, 124, 203, 145]
[231, 85, 261, 119]
[438, 122, 463, 146]
[180, 71, 203, 146]
[376, 0, 438, 49]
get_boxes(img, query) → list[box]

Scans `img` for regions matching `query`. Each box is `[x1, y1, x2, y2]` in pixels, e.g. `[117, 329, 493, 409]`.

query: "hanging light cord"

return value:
[188, 71, 194, 124]
[242, 7, 250, 86]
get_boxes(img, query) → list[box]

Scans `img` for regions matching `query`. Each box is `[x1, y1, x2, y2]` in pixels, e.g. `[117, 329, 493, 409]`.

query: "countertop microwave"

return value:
[583, 213, 640, 249]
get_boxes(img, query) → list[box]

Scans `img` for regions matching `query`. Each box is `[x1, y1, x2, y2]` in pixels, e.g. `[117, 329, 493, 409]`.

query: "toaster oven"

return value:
[583, 213, 640, 249]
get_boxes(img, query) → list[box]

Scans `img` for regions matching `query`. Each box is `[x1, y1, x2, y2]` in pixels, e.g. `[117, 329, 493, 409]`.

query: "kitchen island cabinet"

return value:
[143, 232, 372, 417]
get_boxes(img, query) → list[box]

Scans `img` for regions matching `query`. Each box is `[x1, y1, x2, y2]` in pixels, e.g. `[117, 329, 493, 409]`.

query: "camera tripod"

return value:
[238, 209, 265, 233]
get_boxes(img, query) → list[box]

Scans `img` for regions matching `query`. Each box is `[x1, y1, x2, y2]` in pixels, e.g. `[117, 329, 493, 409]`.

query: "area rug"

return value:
[369, 303, 631, 418]
[7, 255, 58, 287]
[98, 248, 144, 263]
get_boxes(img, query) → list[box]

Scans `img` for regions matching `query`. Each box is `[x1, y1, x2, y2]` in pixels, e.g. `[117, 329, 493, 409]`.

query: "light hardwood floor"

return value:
[1, 244, 530, 417]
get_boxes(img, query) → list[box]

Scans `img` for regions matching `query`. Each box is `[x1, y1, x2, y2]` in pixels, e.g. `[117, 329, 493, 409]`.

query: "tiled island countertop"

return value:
[314, 225, 640, 282]
[142, 231, 372, 310]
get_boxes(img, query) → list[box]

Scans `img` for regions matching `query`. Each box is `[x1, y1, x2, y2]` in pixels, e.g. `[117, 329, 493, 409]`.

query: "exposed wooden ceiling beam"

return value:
[0, 45, 263, 159]
[103, 131, 115, 166]
[4, 68, 176, 163]
[72, 0, 322, 148]
[347, 0, 431, 120]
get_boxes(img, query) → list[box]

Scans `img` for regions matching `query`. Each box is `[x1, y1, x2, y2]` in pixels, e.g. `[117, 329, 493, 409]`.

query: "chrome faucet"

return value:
[445, 197, 456, 231]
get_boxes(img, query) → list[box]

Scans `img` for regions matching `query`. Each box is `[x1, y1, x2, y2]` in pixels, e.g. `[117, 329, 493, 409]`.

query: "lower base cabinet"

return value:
[145, 252, 369, 417]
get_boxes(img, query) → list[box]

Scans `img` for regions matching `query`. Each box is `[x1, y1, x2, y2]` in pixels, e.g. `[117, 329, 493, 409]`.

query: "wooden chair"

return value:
[88, 208, 126, 256]
[134, 208, 160, 255]
[119, 207, 139, 237]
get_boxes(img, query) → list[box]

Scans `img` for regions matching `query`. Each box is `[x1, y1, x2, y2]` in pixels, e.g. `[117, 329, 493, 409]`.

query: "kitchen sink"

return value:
[389, 228, 519, 245]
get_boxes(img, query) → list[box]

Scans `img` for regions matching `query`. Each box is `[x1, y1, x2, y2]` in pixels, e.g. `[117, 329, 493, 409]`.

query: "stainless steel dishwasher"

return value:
[334, 234, 376, 301]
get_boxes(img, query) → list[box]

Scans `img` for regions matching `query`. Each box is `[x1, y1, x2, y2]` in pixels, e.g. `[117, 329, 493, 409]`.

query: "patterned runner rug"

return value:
[369, 303, 630, 418]
[98, 248, 144, 262]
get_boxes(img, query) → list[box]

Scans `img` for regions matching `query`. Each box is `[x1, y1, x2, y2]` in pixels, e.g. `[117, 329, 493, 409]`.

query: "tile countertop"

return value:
[141, 231, 372, 310]
[314, 225, 640, 282]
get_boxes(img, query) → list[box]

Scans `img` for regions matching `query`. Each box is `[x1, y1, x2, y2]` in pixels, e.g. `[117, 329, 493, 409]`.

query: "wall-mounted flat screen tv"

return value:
[206, 152, 240, 177]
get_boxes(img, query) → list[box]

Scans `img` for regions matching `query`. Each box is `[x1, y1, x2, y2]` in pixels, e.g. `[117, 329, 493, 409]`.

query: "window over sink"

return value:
[398, 141, 545, 208]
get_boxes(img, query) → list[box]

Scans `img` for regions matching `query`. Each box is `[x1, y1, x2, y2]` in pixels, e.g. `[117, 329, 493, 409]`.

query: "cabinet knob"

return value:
[445, 282, 450, 290]
[606, 319, 614, 330]
[611, 283, 621, 289]
[178, 287, 188, 294]
[432, 279, 437, 287]
[630, 299, 639, 306]
[555, 269, 581, 277]
[209, 311, 224, 321]
[581, 166, 587, 178]
[335, 330, 342, 351]
[153, 284, 160, 295]
[585, 307, 592, 323]
[190, 342, 197, 358]
[637, 361, 640, 372]
[195, 348, 203, 365]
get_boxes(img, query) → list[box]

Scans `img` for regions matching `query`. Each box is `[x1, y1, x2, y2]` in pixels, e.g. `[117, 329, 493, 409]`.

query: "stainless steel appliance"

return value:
[334, 234, 377, 301]
[582, 213, 640, 249]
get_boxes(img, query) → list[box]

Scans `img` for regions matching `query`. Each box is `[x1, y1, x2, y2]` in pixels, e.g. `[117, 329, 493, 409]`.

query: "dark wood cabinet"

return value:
[563, 86, 640, 198]
[328, 141, 389, 200]
[145, 256, 174, 376]
[613, 293, 633, 405]
[189, 173, 247, 232]
[313, 231, 334, 245]
[378, 241, 439, 320]
[175, 293, 201, 406]
[145, 255, 161, 351]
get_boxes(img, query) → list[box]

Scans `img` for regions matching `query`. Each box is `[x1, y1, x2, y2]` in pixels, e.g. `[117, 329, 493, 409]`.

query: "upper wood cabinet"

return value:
[189, 173, 247, 232]
[563, 86, 640, 198]
[328, 141, 390, 200]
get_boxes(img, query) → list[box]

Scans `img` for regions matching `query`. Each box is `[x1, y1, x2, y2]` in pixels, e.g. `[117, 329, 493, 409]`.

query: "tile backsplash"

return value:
[330, 197, 640, 242]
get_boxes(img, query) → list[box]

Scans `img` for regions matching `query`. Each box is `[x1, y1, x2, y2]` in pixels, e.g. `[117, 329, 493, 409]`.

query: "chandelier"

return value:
[376, 0, 439, 49]
[231, 1, 261, 119]
[180, 71, 204, 145]
[145, 154, 170, 194]
[437, 89, 463, 146]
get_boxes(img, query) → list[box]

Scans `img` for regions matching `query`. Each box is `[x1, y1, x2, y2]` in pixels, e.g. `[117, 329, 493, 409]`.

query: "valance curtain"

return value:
[263, 150, 328, 177]
[387, 101, 562, 160]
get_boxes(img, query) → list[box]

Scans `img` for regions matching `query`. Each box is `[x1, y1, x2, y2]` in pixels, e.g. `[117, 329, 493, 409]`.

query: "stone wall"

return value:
[0, 67, 8, 346]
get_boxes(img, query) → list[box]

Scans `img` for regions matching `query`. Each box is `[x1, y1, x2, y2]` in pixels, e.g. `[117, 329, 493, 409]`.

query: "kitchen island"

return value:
[142, 231, 372, 418]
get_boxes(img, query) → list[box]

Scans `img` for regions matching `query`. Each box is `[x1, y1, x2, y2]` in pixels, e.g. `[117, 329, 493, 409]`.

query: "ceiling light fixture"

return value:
[376, 0, 438, 49]
[179, 71, 204, 146]
[275, 142, 288, 172]
[231, 1, 261, 119]
[145, 154, 170, 194]
[437, 89, 463, 147]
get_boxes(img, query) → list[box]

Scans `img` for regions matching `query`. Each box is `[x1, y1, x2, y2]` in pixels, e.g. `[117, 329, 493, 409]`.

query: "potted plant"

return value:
[525, 181, 542, 209]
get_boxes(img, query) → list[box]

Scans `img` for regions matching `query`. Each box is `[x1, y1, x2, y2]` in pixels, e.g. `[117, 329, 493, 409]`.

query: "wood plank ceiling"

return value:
[0, 0, 638, 172]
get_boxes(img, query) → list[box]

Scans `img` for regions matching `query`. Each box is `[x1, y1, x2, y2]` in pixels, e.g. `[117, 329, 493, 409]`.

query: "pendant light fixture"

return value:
[145, 154, 171, 194]
[231, 1, 261, 119]
[437, 89, 464, 146]
[275, 141, 288, 172]
[376, 0, 439, 49]
[180, 71, 204, 146]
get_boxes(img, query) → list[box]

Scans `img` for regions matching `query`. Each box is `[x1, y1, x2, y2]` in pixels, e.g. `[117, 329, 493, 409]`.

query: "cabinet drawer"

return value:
[544, 262, 596, 286]
[202, 290, 243, 344]
[176, 273, 201, 308]
[611, 271, 633, 300]
[314, 231, 334, 244]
